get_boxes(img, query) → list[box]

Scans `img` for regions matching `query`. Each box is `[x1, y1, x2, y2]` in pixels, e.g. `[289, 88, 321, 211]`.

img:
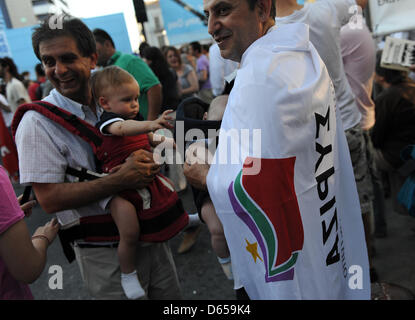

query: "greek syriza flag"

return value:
[206, 23, 370, 300]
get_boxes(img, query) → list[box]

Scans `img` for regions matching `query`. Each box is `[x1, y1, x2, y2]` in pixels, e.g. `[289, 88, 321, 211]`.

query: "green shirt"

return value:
[109, 50, 160, 119]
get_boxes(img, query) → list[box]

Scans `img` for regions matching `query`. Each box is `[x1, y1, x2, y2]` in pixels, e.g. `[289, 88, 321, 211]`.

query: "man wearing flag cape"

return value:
[184, 0, 370, 299]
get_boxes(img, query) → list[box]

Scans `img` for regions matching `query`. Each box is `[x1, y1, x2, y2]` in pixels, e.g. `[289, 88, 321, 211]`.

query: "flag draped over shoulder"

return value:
[206, 23, 370, 300]
[0, 111, 18, 181]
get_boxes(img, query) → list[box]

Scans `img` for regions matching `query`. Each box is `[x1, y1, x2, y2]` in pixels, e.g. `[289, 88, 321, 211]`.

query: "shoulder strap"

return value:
[11, 101, 102, 151]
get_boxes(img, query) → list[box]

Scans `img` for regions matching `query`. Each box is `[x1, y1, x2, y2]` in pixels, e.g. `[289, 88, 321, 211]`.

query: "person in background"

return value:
[372, 51, 415, 216]
[341, 19, 387, 240]
[139, 42, 150, 58]
[0, 57, 31, 117]
[189, 41, 213, 104]
[165, 46, 199, 101]
[92, 28, 162, 120]
[142, 46, 181, 112]
[0, 164, 59, 299]
[28, 63, 46, 101]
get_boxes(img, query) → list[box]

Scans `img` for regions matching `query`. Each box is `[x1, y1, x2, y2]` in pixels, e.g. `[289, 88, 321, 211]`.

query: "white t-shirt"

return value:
[0, 94, 12, 127]
[5, 77, 31, 115]
[276, 0, 361, 130]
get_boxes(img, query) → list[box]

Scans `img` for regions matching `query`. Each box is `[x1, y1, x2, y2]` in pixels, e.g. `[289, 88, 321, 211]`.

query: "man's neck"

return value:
[276, 0, 303, 18]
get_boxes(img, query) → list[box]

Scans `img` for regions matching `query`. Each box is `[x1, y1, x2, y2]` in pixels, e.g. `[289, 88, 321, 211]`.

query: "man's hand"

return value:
[183, 143, 211, 191]
[112, 149, 161, 189]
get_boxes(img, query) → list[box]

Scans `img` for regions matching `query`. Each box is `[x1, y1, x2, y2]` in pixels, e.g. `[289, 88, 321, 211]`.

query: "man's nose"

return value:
[55, 61, 68, 76]
[207, 14, 218, 37]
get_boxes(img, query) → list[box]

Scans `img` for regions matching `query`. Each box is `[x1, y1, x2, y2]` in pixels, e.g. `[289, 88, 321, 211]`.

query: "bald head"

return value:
[206, 95, 229, 121]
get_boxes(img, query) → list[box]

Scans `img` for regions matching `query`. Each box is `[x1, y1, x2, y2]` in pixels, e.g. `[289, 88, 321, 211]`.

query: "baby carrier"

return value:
[12, 101, 188, 262]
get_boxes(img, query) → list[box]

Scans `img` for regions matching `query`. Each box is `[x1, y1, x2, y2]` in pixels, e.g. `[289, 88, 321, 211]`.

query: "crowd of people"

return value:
[1, 0, 415, 300]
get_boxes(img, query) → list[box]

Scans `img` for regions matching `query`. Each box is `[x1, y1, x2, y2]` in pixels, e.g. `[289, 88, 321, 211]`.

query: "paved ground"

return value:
[13, 173, 415, 300]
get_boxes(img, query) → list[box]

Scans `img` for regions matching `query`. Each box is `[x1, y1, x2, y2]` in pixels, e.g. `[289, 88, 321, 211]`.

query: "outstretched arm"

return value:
[105, 110, 174, 136]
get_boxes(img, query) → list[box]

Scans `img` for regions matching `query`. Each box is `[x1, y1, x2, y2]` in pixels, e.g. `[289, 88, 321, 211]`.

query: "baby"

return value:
[91, 66, 175, 299]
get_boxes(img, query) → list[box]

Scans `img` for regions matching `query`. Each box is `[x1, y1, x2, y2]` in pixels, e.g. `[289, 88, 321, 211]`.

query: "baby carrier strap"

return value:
[11, 100, 102, 151]
[12, 101, 189, 263]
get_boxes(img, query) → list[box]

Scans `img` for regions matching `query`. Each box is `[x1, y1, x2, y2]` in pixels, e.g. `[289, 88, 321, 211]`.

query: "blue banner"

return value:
[160, 0, 210, 45]
[0, 10, 12, 57]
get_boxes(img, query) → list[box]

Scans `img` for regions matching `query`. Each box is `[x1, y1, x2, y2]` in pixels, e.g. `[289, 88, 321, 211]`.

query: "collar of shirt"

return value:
[44, 89, 103, 125]
[240, 23, 310, 68]
[107, 50, 122, 66]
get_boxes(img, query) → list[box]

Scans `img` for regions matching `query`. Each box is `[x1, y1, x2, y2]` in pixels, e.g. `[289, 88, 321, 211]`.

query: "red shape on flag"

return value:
[0, 112, 19, 181]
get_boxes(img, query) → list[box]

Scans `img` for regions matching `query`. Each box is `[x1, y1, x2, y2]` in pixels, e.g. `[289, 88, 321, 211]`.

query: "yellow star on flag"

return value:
[245, 239, 263, 263]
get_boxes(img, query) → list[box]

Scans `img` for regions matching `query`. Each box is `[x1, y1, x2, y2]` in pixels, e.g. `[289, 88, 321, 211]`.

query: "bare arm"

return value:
[146, 84, 162, 120]
[106, 110, 174, 136]
[32, 150, 160, 214]
[355, 0, 367, 9]
[181, 69, 199, 96]
[198, 69, 208, 83]
[0, 101, 11, 112]
[0, 218, 59, 284]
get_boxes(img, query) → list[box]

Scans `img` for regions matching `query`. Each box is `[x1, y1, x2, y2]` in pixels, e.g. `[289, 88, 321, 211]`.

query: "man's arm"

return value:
[146, 83, 162, 120]
[0, 101, 11, 112]
[355, 0, 367, 9]
[32, 150, 160, 213]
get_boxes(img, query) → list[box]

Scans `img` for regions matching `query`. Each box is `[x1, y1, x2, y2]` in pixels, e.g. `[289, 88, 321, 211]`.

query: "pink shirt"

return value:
[341, 22, 376, 130]
[0, 166, 33, 300]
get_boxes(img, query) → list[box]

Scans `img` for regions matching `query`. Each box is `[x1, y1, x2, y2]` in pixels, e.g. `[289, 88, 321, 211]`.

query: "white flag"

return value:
[207, 23, 370, 300]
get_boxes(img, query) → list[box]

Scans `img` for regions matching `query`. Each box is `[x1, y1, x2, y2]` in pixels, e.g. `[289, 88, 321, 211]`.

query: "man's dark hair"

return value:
[190, 41, 202, 54]
[32, 15, 96, 60]
[139, 41, 150, 57]
[246, 0, 276, 20]
[0, 57, 22, 80]
[92, 28, 115, 48]
[35, 63, 45, 77]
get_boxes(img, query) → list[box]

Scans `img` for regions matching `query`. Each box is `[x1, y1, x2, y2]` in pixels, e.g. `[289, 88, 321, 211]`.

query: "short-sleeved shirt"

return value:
[15, 89, 111, 228]
[6, 78, 31, 115]
[179, 64, 197, 100]
[0, 165, 34, 300]
[276, 0, 361, 131]
[196, 54, 212, 90]
[109, 51, 160, 120]
[341, 22, 376, 130]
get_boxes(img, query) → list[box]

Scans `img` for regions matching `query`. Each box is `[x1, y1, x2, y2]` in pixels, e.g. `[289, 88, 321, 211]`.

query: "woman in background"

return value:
[142, 46, 181, 112]
[165, 46, 199, 101]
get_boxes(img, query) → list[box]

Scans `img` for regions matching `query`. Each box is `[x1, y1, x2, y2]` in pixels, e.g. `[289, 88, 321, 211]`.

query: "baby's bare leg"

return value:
[110, 196, 145, 299]
[201, 199, 230, 258]
[110, 196, 140, 274]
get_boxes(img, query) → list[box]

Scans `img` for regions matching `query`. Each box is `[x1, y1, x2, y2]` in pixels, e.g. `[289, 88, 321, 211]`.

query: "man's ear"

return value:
[257, 0, 272, 21]
[203, 112, 208, 120]
[89, 52, 98, 70]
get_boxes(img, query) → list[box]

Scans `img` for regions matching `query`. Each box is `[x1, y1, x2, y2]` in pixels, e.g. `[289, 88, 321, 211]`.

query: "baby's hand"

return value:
[151, 109, 174, 131]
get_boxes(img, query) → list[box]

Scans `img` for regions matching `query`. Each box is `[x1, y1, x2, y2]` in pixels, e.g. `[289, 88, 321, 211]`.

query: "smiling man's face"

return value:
[203, 0, 263, 62]
[39, 35, 97, 103]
